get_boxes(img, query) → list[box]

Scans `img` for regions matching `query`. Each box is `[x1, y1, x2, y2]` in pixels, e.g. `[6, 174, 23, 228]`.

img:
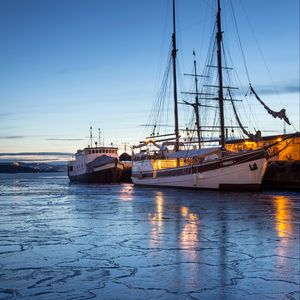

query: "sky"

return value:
[0, 0, 299, 162]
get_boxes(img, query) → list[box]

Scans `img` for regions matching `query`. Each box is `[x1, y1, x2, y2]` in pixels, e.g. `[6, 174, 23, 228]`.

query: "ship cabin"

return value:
[68, 146, 119, 174]
[81, 147, 118, 158]
[76, 146, 118, 162]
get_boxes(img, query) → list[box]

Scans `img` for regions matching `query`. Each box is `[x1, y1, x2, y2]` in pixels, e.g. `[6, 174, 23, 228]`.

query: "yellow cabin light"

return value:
[145, 138, 149, 144]
[158, 160, 162, 169]
[277, 138, 282, 142]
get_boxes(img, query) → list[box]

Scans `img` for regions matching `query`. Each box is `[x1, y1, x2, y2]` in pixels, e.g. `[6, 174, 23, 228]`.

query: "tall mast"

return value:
[172, 0, 179, 151]
[216, 0, 226, 153]
[193, 51, 201, 149]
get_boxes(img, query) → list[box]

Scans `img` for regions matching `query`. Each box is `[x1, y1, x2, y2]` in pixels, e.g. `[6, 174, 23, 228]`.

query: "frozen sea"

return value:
[0, 173, 299, 300]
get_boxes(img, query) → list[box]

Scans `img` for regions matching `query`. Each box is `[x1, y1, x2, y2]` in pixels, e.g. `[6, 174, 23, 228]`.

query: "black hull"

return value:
[263, 160, 300, 191]
[69, 166, 123, 183]
[119, 167, 132, 183]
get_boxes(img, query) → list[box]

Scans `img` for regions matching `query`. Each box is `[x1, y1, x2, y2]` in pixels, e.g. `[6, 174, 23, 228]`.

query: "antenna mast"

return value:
[98, 128, 101, 146]
[90, 126, 93, 148]
[216, 0, 226, 153]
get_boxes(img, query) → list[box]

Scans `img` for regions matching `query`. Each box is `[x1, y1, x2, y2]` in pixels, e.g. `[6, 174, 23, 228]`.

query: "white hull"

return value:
[132, 151, 268, 191]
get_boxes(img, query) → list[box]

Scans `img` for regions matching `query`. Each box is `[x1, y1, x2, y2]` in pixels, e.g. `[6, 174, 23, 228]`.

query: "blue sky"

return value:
[0, 0, 299, 160]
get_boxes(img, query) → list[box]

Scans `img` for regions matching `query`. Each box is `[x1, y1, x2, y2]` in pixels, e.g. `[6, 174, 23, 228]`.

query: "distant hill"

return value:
[0, 162, 67, 173]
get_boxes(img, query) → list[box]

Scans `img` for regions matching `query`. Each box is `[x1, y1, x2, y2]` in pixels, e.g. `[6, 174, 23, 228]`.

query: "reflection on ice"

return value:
[0, 174, 299, 300]
[274, 195, 293, 238]
[149, 191, 164, 247]
[273, 195, 295, 266]
[119, 184, 134, 201]
[180, 206, 199, 254]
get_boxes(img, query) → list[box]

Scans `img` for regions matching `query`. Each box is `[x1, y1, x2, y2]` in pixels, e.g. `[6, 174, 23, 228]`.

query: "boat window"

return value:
[92, 150, 95, 154]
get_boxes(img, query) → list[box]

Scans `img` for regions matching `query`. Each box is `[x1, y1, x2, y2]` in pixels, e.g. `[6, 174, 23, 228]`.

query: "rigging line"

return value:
[153, 0, 172, 100]
[198, 1, 215, 64]
[224, 53, 248, 132]
[165, 67, 172, 134]
[240, 1, 283, 107]
[146, 0, 174, 138]
[221, 44, 236, 130]
[148, 54, 172, 137]
[222, 43, 259, 130]
[265, 134, 298, 160]
[229, 0, 251, 84]
[274, 136, 297, 156]
[228, 88, 256, 141]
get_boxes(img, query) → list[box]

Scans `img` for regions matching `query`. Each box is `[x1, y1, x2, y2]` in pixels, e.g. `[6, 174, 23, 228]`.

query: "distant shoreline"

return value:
[0, 162, 67, 173]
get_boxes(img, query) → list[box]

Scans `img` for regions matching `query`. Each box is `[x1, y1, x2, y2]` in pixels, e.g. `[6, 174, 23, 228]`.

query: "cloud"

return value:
[139, 124, 173, 127]
[252, 83, 300, 95]
[0, 152, 72, 156]
[45, 138, 84, 141]
[0, 152, 73, 163]
[0, 127, 18, 131]
[283, 85, 300, 93]
[0, 135, 24, 139]
[0, 113, 16, 117]
[0, 135, 84, 141]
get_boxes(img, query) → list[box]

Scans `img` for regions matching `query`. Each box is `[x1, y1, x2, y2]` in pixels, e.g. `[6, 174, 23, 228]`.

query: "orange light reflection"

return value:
[149, 192, 164, 247]
[274, 195, 293, 262]
[274, 195, 292, 238]
[180, 207, 199, 261]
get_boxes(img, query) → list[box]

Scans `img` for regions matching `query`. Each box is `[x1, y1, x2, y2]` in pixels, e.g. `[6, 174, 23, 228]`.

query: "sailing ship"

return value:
[68, 127, 124, 183]
[131, 0, 293, 191]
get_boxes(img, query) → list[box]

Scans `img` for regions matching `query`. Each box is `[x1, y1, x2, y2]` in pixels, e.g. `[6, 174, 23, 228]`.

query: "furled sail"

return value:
[229, 89, 261, 141]
[250, 85, 291, 125]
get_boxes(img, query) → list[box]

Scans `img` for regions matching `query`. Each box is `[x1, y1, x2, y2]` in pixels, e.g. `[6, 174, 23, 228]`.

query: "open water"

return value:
[0, 173, 299, 300]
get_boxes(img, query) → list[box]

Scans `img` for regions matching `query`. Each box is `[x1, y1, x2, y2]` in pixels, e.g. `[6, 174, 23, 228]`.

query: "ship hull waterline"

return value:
[132, 150, 268, 191]
[69, 163, 124, 183]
